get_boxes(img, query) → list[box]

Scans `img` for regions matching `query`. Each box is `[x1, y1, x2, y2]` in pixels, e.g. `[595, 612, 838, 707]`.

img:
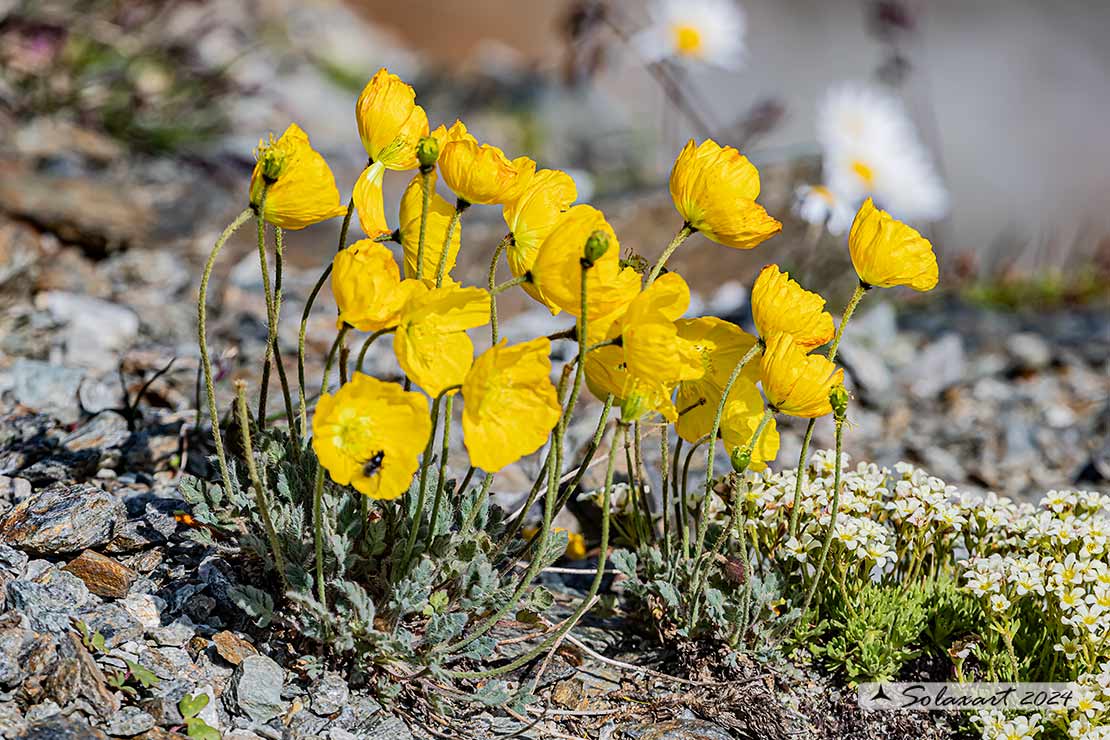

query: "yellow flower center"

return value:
[851, 160, 875, 188]
[811, 185, 834, 204]
[672, 23, 704, 56]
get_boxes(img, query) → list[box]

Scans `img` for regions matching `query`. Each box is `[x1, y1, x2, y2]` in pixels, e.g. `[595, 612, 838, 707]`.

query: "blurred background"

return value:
[1, 0, 1108, 501]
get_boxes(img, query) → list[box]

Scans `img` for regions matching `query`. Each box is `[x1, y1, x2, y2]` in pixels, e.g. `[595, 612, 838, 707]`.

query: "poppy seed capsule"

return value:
[730, 446, 752, 473]
[417, 136, 440, 170]
[830, 385, 850, 421]
[583, 229, 610, 266]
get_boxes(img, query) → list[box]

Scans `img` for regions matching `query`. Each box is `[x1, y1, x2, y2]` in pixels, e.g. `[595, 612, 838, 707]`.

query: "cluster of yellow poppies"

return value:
[243, 67, 939, 504]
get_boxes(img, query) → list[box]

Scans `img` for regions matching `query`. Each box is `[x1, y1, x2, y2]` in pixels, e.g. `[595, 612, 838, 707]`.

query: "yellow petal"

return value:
[750, 264, 835, 349]
[502, 169, 577, 277]
[355, 68, 429, 170]
[249, 123, 348, 230]
[331, 239, 405, 332]
[848, 198, 938, 291]
[399, 170, 461, 281]
[352, 162, 391, 239]
[760, 332, 844, 418]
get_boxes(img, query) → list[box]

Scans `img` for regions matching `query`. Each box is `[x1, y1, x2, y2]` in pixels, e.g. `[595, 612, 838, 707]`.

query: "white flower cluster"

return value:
[975, 664, 1110, 739]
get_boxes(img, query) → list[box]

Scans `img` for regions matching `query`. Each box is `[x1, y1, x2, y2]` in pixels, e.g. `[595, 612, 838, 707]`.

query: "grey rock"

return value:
[850, 301, 898, 348]
[908, 333, 966, 399]
[104, 705, 155, 737]
[0, 701, 27, 737]
[837, 340, 893, 405]
[139, 677, 192, 726]
[0, 542, 28, 609]
[0, 611, 34, 687]
[9, 360, 86, 424]
[42, 633, 119, 719]
[616, 718, 737, 740]
[39, 291, 140, 372]
[231, 653, 285, 723]
[18, 715, 109, 739]
[0, 476, 31, 505]
[1008, 331, 1052, 370]
[0, 482, 126, 555]
[78, 602, 143, 649]
[22, 702, 61, 724]
[148, 615, 196, 647]
[121, 593, 165, 632]
[18, 449, 100, 486]
[62, 550, 137, 599]
[359, 714, 413, 740]
[62, 412, 132, 453]
[7, 567, 91, 632]
[310, 671, 350, 716]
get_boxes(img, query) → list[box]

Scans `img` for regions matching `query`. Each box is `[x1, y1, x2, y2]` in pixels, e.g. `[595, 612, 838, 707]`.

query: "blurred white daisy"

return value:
[793, 184, 856, 235]
[635, 0, 747, 69]
[794, 83, 948, 232]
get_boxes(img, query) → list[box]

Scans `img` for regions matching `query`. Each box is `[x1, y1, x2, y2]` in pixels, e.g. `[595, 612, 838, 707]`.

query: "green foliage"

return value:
[178, 694, 219, 740]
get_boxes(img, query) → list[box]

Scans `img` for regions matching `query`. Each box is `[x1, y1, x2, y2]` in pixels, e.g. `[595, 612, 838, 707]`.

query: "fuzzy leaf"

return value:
[228, 584, 274, 628]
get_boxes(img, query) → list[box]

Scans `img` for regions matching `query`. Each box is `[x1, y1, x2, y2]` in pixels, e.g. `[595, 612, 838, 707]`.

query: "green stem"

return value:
[435, 201, 467, 288]
[355, 327, 396, 375]
[681, 434, 710, 560]
[415, 168, 432, 280]
[425, 395, 454, 549]
[198, 207, 253, 497]
[320, 325, 350, 399]
[298, 263, 332, 439]
[462, 472, 496, 534]
[490, 274, 528, 295]
[692, 341, 763, 559]
[553, 394, 613, 514]
[802, 415, 845, 613]
[488, 234, 511, 344]
[235, 382, 288, 591]
[646, 223, 694, 285]
[312, 463, 327, 605]
[255, 201, 276, 428]
[825, 281, 868, 363]
[398, 395, 442, 577]
[270, 225, 297, 436]
[447, 422, 625, 679]
[660, 428, 671, 560]
[671, 436, 685, 557]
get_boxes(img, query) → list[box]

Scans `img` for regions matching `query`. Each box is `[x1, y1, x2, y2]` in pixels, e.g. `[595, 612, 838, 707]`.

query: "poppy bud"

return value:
[417, 135, 440, 171]
[730, 446, 751, 473]
[582, 229, 610, 267]
[830, 385, 850, 421]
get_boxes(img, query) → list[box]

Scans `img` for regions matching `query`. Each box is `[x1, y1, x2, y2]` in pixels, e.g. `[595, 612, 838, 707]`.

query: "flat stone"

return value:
[231, 653, 285, 723]
[105, 705, 156, 737]
[310, 671, 350, 716]
[121, 593, 165, 631]
[63, 550, 137, 599]
[62, 412, 132, 453]
[7, 567, 91, 633]
[1008, 331, 1052, 370]
[39, 292, 140, 372]
[0, 482, 126, 555]
[17, 715, 109, 740]
[213, 630, 257, 666]
[149, 616, 197, 647]
[8, 359, 86, 425]
[78, 602, 143, 649]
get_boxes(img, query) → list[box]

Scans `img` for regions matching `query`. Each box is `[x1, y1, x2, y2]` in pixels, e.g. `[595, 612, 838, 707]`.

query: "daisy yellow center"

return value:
[672, 23, 704, 56]
[811, 185, 834, 204]
[851, 160, 875, 187]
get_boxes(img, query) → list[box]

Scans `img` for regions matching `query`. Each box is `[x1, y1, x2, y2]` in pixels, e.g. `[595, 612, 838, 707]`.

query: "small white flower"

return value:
[793, 184, 856, 235]
[635, 0, 747, 69]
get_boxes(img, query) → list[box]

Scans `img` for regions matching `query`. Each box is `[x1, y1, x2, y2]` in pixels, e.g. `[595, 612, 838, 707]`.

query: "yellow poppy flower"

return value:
[529, 205, 640, 319]
[331, 240, 409, 332]
[750, 264, 835, 350]
[848, 198, 939, 291]
[720, 389, 780, 472]
[311, 373, 431, 500]
[352, 161, 391, 240]
[355, 68, 429, 170]
[760, 332, 844, 418]
[669, 138, 782, 249]
[585, 273, 703, 421]
[462, 338, 561, 472]
[249, 123, 348, 230]
[398, 169, 461, 281]
[393, 281, 491, 398]
[437, 120, 535, 205]
[673, 317, 761, 443]
[502, 169, 578, 277]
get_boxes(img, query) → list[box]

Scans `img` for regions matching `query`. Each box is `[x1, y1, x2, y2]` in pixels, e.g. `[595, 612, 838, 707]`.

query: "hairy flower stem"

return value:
[269, 226, 298, 439]
[787, 283, 868, 538]
[320, 325, 350, 399]
[646, 223, 694, 286]
[398, 395, 443, 578]
[488, 234, 512, 344]
[802, 415, 845, 614]
[448, 422, 625, 681]
[681, 434, 710, 560]
[234, 382, 288, 592]
[553, 394, 613, 514]
[425, 395, 454, 549]
[660, 429, 671, 559]
[490, 275, 528, 295]
[198, 207, 253, 497]
[435, 201, 468, 288]
[414, 168, 432, 280]
[297, 263, 332, 438]
[254, 199, 277, 428]
[693, 341, 763, 559]
[461, 472, 496, 534]
[355, 327, 395, 375]
[311, 463, 327, 606]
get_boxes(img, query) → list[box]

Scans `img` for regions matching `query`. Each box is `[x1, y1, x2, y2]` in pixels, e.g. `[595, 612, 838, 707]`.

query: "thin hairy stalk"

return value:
[435, 201, 468, 288]
[337, 195, 355, 254]
[671, 436, 684, 556]
[319, 325, 350, 399]
[633, 421, 655, 543]
[355, 327, 396, 375]
[692, 341, 763, 558]
[235, 383, 287, 591]
[646, 223, 694, 285]
[461, 472, 496, 534]
[398, 395, 443, 577]
[414, 168, 432, 280]
[490, 274, 529, 295]
[788, 284, 866, 537]
[802, 414, 845, 613]
[198, 207, 252, 496]
[269, 225, 297, 435]
[446, 423, 625, 680]
[311, 464, 326, 605]
[681, 434, 710, 560]
[425, 395, 455, 549]
[297, 263, 332, 438]
[554, 395, 614, 514]
[488, 234, 512, 344]
[255, 202, 277, 428]
[660, 428, 671, 559]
